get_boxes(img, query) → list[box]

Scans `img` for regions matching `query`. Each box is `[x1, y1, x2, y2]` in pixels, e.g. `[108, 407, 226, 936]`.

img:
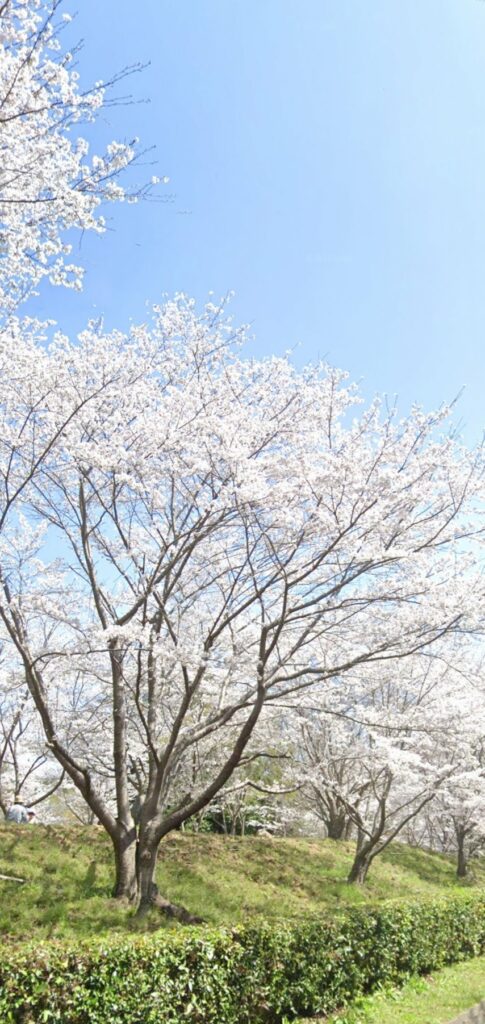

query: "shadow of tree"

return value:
[381, 844, 456, 887]
[82, 860, 97, 896]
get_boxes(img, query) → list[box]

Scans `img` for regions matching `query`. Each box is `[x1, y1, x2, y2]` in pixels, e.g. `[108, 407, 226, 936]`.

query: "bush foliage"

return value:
[1, 894, 484, 1023]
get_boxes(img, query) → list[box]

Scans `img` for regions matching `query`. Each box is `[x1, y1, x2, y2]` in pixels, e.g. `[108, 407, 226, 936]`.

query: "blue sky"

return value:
[34, 0, 485, 442]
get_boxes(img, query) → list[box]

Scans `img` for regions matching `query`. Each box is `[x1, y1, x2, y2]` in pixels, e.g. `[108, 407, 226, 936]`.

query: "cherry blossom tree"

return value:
[0, 297, 484, 913]
[0, 0, 160, 318]
[297, 717, 358, 840]
[343, 737, 446, 885]
[0, 0, 164, 831]
[1, 1, 485, 921]
[0, 0, 159, 652]
[419, 704, 485, 878]
[441, 773, 485, 879]
[0, 699, 64, 815]
[293, 657, 483, 883]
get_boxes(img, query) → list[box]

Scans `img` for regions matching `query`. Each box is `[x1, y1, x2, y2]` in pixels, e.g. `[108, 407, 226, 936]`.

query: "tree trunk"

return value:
[112, 829, 138, 901]
[347, 850, 371, 884]
[347, 830, 374, 883]
[456, 830, 468, 879]
[343, 818, 354, 841]
[113, 823, 196, 918]
[326, 811, 348, 840]
[135, 832, 204, 923]
[137, 833, 159, 912]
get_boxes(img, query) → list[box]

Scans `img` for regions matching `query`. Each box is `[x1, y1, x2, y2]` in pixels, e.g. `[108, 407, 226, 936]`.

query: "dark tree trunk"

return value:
[317, 791, 352, 842]
[112, 828, 138, 901]
[343, 818, 354, 841]
[347, 849, 371, 884]
[134, 831, 204, 923]
[456, 830, 468, 879]
[347, 828, 376, 884]
[326, 810, 349, 840]
[137, 833, 159, 912]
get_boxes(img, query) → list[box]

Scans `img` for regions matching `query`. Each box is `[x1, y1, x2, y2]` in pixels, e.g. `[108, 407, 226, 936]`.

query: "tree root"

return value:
[152, 892, 204, 924]
[136, 882, 204, 924]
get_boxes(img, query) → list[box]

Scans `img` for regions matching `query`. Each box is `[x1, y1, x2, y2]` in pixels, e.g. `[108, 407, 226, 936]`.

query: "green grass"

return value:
[1, 823, 484, 943]
[313, 956, 485, 1023]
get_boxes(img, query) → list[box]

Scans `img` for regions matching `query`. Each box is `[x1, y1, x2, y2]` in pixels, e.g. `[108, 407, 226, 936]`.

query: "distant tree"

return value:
[298, 717, 358, 840]
[294, 658, 482, 884]
[423, 725, 485, 878]
[0, 663, 63, 815]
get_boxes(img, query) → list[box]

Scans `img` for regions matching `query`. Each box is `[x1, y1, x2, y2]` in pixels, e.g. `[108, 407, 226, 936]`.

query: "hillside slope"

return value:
[1, 825, 484, 943]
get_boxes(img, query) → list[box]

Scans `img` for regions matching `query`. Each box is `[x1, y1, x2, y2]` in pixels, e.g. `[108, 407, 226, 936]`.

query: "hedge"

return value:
[1, 893, 484, 1024]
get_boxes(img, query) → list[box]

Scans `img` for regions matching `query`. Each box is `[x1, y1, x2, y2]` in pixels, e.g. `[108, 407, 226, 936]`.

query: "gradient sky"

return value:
[32, 0, 485, 443]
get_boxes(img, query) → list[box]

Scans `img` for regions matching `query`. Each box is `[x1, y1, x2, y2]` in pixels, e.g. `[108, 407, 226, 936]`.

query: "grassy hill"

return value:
[1, 824, 484, 944]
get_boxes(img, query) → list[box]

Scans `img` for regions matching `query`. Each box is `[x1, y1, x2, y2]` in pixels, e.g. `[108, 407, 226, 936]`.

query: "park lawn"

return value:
[0, 824, 484, 943]
[313, 956, 485, 1023]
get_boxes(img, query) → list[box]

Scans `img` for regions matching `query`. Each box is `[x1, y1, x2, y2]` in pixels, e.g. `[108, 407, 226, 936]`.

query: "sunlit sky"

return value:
[32, 1, 485, 443]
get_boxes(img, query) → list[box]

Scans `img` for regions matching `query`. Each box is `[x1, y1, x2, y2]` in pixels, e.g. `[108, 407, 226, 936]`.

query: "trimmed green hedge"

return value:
[1, 894, 484, 1023]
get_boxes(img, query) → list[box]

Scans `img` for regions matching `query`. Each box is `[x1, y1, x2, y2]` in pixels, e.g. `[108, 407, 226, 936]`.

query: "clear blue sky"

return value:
[34, 0, 485, 442]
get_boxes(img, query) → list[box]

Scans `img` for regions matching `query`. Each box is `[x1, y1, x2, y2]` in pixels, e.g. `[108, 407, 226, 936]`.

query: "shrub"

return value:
[1, 893, 484, 1023]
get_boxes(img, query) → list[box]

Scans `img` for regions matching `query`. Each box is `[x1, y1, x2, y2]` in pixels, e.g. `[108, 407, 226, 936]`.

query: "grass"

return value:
[311, 956, 485, 1023]
[0, 823, 484, 943]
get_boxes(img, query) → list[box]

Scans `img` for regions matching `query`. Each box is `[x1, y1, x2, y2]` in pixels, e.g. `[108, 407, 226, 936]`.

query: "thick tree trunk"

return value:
[347, 850, 371, 884]
[317, 791, 352, 841]
[112, 829, 138, 901]
[456, 831, 468, 879]
[343, 818, 354, 841]
[347, 830, 374, 883]
[135, 832, 204, 922]
[137, 834, 159, 911]
[326, 811, 348, 840]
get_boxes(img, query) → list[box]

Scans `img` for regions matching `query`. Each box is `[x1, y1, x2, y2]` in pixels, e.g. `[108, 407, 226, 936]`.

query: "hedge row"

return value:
[1, 893, 484, 1024]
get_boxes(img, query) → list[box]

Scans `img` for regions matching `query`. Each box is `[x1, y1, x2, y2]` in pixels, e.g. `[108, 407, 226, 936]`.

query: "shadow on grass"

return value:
[80, 860, 98, 896]
[381, 843, 456, 887]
